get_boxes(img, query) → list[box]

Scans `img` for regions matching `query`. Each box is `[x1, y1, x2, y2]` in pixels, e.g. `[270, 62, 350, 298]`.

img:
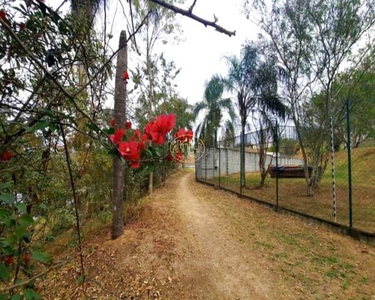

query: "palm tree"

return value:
[223, 45, 258, 190]
[224, 43, 285, 190]
[252, 58, 286, 186]
[193, 75, 235, 147]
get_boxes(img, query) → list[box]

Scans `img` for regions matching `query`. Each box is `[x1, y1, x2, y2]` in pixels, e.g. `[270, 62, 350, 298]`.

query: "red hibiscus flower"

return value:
[122, 71, 129, 81]
[110, 119, 115, 127]
[141, 134, 148, 142]
[134, 129, 140, 139]
[1, 151, 14, 161]
[125, 121, 132, 129]
[119, 141, 140, 162]
[110, 128, 125, 145]
[145, 114, 176, 145]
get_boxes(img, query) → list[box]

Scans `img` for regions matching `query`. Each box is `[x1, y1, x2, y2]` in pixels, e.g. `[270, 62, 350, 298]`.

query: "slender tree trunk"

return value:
[112, 31, 127, 239]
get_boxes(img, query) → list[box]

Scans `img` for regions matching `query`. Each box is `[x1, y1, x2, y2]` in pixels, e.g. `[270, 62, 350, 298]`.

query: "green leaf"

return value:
[11, 294, 22, 300]
[0, 209, 9, 218]
[18, 215, 34, 227]
[23, 289, 40, 300]
[31, 251, 51, 264]
[39, 203, 47, 210]
[0, 194, 14, 205]
[30, 120, 49, 132]
[15, 225, 27, 239]
[104, 128, 115, 135]
[144, 149, 153, 157]
[0, 263, 10, 281]
[15, 203, 26, 214]
[48, 123, 58, 132]
[0, 182, 12, 191]
[0, 294, 8, 300]
[86, 122, 100, 133]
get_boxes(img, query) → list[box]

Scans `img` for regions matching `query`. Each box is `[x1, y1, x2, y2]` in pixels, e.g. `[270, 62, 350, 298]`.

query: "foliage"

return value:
[193, 75, 235, 147]
[247, 0, 375, 195]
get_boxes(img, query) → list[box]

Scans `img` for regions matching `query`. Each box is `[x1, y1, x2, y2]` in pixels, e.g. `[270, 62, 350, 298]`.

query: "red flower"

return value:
[119, 141, 141, 169]
[186, 129, 194, 141]
[110, 119, 115, 127]
[22, 254, 31, 265]
[175, 128, 194, 142]
[134, 129, 140, 139]
[0, 10, 10, 26]
[145, 114, 176, 145]
[165, 153, 173, 162]
[4, 255, 15, 265]
[1, 151, 14, 161]
[19, 22, 26, 30]
[138, 141, 145, 151]
[122, 71, 129, 81]
[141, 134, 148, 142]
[175, 150, 184, 162]
[130, 161, 140, 169]
[125, 121, 132, 129]
[119, 141, 140, 162]
[175, 128, 186, 140]
[110, 128, 125, 145]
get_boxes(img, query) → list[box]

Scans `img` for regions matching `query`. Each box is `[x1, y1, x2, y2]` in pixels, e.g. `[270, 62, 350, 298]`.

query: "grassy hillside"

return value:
[206, 147, 375, 234]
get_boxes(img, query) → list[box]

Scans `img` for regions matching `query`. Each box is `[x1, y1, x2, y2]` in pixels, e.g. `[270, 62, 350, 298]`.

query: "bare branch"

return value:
[188, 0, 198, 13]
[149, 0, 236, 37]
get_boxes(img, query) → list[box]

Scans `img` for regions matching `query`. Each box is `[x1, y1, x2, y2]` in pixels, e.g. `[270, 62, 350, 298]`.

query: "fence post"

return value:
[205, 149, 207, 183]
[346, 99, 353, 228]
[219, 147, 221, 188]
[213, 147, 215, 185]
[275, 120, 279, 211]
[226, 148, 229, 188]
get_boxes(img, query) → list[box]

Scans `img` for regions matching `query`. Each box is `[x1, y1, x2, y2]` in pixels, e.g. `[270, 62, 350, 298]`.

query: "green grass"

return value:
[203, 147, 375, 234]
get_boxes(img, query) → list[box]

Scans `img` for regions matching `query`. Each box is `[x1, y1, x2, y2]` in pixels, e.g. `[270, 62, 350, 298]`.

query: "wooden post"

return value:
[112, 31, 127, 239]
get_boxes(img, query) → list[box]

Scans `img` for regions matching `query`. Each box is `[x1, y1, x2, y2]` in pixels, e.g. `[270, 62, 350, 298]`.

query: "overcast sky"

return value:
[49, 0, 258, 112]
[156, 0, 258, 105]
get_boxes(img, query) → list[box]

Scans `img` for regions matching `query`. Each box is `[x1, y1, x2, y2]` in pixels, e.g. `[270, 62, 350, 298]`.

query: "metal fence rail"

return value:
[196, 121, 375, 241]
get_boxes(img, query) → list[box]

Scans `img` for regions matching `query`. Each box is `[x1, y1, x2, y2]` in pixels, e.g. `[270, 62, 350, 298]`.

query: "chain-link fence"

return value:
[195, 111, 375, 236]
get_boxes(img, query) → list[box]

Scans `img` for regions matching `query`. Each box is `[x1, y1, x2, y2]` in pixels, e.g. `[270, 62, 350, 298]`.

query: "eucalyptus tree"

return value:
[193, 75, 235, 148]
[247, 0, 375, 195]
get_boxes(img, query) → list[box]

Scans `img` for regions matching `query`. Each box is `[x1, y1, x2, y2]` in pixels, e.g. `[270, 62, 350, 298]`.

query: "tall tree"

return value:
[193, 75, 235, 147]
[223, 44, 259, 189]
[252, 56, 286, 186]
[247, 0, 375, 195]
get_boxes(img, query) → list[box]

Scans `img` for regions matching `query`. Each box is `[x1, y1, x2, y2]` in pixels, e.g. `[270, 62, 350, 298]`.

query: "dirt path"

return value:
[42, 169, 375, 299]
[173, 173, 277, 299]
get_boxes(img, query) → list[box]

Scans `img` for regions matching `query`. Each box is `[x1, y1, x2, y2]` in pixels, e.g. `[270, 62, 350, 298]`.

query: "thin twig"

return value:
[189, 0, 198, 12]
[60, 124, 85, 282]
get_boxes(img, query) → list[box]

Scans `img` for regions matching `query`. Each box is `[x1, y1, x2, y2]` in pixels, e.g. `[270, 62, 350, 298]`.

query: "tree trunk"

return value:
[112, 31, 127, 239]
